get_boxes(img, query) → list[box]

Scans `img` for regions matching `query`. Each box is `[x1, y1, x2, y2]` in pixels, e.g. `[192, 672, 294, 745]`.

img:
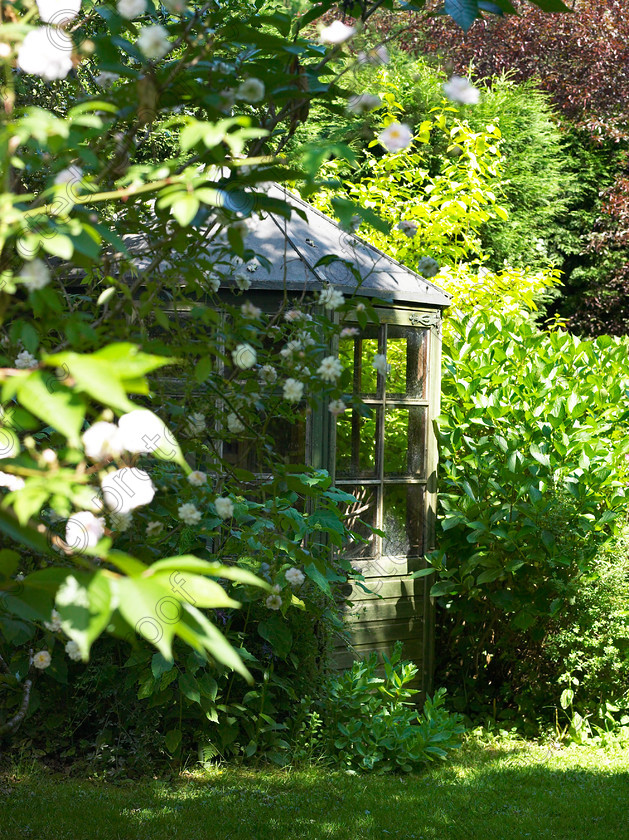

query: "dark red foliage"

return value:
[370, 1, 629, 334]
[398, 0, 629, 143]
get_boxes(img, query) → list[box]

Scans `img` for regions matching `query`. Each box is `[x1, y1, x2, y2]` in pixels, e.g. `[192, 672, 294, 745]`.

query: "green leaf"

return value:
[150, 571, 239, 609]
[15, 371, 85, 445]
[41, 233, 74, 259]
[304, 562, 331, 596]
[171, 195, 200, 227]
[179, 672, 201, 704]
[258, 616, 293, 659]
[0, 549, 20, 580]
[116, 576, 179, 660]
[444, 0, 480, 31]
[56, 571, 112, 661]
[147, 557, 269, 589]
[165, 729, 182, 754]
[151, 652, 174, 680]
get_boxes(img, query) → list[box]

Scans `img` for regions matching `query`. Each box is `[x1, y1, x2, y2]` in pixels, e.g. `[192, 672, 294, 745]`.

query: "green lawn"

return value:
[2, 737, 629, 840]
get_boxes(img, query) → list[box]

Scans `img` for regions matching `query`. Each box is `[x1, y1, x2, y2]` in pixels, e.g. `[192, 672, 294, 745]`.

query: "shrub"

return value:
[428, 313, 629, 724]
[322, 643, 465, 773]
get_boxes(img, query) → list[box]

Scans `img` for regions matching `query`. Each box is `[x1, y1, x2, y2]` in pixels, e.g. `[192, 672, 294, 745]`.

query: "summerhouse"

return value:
[218, 185, 451, 696]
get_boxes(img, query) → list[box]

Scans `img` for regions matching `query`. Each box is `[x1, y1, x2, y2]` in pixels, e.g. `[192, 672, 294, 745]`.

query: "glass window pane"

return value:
[223, 413, 306, 471]
[382, 485, 424, 557]
[384, 406, 427, 477]
[335, 407, 378, 478]
[338, 329, 380, 397]
[266, 414, 307, 465]
[342, 485, 379, 559]
[386, 327, 428, 399]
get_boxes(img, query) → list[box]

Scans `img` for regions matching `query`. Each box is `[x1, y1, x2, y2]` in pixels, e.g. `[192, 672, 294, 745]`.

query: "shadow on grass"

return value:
[2, 741, 629, 840]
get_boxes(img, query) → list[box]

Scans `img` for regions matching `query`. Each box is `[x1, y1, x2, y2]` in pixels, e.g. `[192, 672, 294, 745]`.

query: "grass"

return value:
[2, 736, 629, 840]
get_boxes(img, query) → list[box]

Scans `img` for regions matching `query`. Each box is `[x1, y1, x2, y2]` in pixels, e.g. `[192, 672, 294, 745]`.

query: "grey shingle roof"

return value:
[228, 185, 451, 309]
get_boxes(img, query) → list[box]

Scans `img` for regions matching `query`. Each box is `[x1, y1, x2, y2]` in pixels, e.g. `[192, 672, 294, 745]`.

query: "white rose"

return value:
[347, 94, 382, 115]
[101, 467, 156, 513]
[118, 409, 172, 455]
[137, 24, 171, 60]
[283, 378, 304, 402]
[317, 355, 343, 383]
[226, 412, 245, 434]
[65, 640, 83, 662]
[319, 20, 356, 44]
[31, 650, 52, 670]
[162, 0, 186, 12]
[378, 122, 414, 153]
[187, 470, 207, 487]
[231, 342, 257, 369]
[54, 165, 83, 189]
[82, 421, 124, 461]
[36, 0, 81, 24]
[17, 28, 73, 82]
[214, 496, 234, 519]
[117, 0, 146, 18]
[265, 594, 282, 610]
[65, 511, 106, 552]
[285, 567, 305, 587]
[442, 76, 480, 106]
[19, 259, 50, 292]
[178, 502, 201, 525]
[236, 78, 265, 103]
[372, 354, 390, 377]
[317, 287, 344, 310]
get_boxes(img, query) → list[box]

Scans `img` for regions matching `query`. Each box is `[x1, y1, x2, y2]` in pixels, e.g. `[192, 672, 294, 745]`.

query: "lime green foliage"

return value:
[313, 109, 507, 268]
[440, 262, 561, 323]
[3, 736, 629, 839]
[300, 50, 573, 275]
[323, 642, 464, 772]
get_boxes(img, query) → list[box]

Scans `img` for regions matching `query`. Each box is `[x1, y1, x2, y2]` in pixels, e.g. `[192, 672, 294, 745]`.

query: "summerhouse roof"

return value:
[225, 184, 451, 309]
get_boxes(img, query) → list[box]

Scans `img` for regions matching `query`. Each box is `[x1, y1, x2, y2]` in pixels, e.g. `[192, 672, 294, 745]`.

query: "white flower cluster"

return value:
[178, 502, 201, 525]
[19, 259, 50, 292]
[317, 355, 343, 383]
[17, 28, 73, 81]
[285, 567, 305, 586]
[82, 409, 173, 460]
[14, 350, 38, 369]
[442, 76, 480, 106]
[317, 286, 344, 311]
[378, 122, 413, 153]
